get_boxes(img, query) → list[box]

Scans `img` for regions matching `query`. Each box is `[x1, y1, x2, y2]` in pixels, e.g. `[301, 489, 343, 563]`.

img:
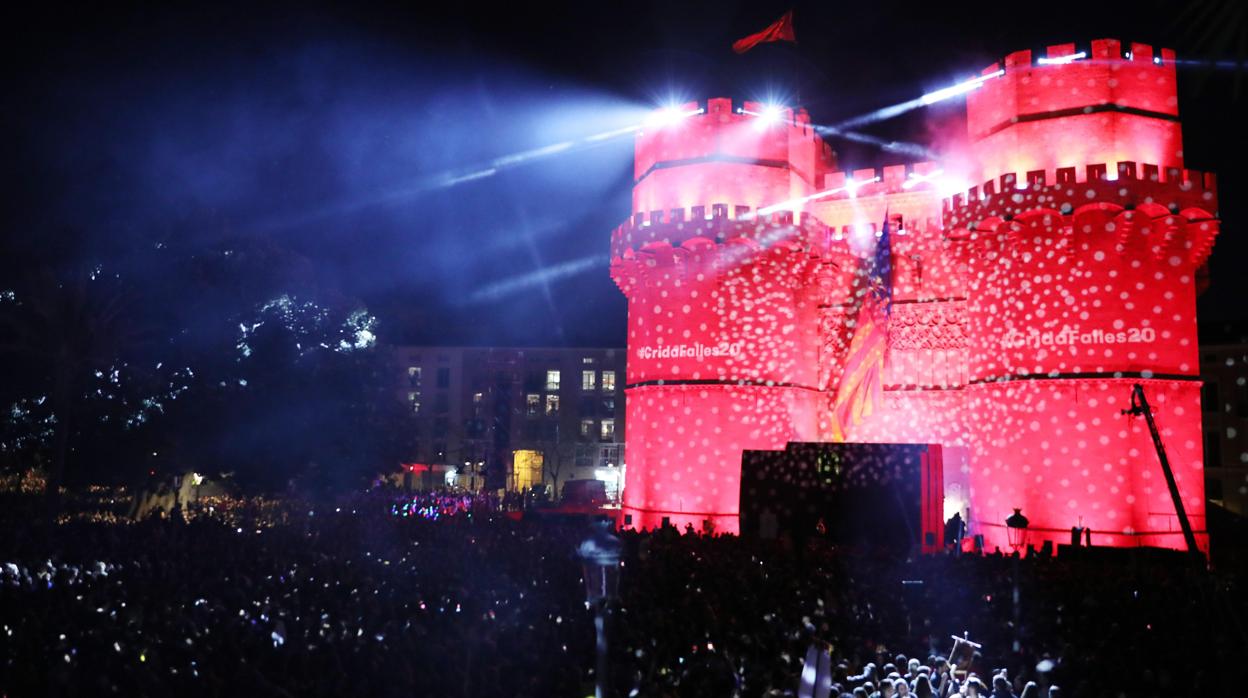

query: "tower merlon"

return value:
[819, 161, 946, 196]
[943, 161, 1218, 269]
[610, 207, 828, 262]
[942, 161, 1216, 214]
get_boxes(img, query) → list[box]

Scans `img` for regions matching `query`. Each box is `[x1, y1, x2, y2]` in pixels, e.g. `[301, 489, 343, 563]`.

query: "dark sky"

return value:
[3, 0, 1246, 347]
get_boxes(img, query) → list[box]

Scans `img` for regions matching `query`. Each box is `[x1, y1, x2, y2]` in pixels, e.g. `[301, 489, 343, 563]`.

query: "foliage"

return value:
[0, 261, 153, 506]
[159, 294, 414, 496]
[0, 233, 414, 502]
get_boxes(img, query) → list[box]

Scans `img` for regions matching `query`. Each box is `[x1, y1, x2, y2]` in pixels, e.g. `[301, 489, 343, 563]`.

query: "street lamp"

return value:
[1004, 507, 1029, 653]
[578, 519, 621, 698]
[1005, 508, 1030, 552]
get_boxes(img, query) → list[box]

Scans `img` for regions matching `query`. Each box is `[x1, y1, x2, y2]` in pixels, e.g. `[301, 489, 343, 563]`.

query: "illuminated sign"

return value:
[634, 342, 744, 361]
[1001, 325, 1158, 350]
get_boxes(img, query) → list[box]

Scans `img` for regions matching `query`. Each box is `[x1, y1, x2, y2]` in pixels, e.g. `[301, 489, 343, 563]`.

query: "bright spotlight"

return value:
[642, 106, 703, 130]
[844, 176, 874, 198]
[644, 107, 681, 129]
[740, 104, 788, 129]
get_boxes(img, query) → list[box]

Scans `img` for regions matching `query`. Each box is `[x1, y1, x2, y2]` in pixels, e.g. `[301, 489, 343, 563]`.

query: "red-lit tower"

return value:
[610, 40, 1218, 552]
[946, 40, 1217, 552]
[967, 40, 1184, 187]
[611, 98, 835, 532]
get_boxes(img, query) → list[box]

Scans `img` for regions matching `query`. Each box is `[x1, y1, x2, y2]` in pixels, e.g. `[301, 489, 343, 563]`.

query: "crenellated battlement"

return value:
[943, 161, 1216, 216]
[633, 97, 834, 180]
[819, 161, 943, 198]
[944, 161, 1219, 270]
[609, 206, 829, 261]
[968, 39, 1180, 139]
[976, 38, 1178, 81]
[627, 159, 944, 225]
[967, 39, 1186, 186]
[633, 97, 828, 149]
[632, 96, 838, 218]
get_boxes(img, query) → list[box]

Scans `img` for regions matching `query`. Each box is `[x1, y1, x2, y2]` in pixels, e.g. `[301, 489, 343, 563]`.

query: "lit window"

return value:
[546, 370, 561, 391]
[582, 357, 596, 364]
[526, 394, 540, 416]
[580, 418, 594, 437]
[512, 450, 543, 491]
[602, 370, 616, 392]
[545, 394, 560, 416]
[582, 370, 596, 391]
[600, 418, 615, 441]
[473, 392, 484, 404]
[408, 367, 422, 386]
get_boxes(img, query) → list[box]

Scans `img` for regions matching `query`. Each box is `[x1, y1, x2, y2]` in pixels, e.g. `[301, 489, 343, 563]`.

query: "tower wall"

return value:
[613, 99, 835, 532]
[962, 377, 1206, 552]
[609, 38, 1219, 551]
[967, 39, 1183, 186]
[632, 98, 834, 218]
[948, 164, 1216, 380]
[944, 160, 1216, 553]
[807, 165, 973, 511]
[611, 213, 827, 532]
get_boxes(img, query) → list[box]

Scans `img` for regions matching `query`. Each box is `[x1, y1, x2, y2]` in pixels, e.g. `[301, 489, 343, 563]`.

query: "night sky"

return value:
[3, 0, 1245, 347]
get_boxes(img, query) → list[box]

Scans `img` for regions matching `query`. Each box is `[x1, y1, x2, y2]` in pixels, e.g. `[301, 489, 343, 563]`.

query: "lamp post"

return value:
[1005, 508, 1030, 552]
[578, 519, 621, 698]
[1004, 508, 1029, 653]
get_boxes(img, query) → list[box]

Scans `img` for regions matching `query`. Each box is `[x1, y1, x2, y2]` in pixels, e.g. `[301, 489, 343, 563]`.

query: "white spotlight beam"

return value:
[739, 105, 789, 127]
[813, 124, 939, 159]
[1036, 51, 1087, 65]
[754, 176, 881, 216]
[467, 254, 608, 303]
[918, 69, 1005, 106]
[739, 103, 938, 158]
[835, 69, 1005, 130]
[642, 106, 705, 131]
[901, 169, 944, 189]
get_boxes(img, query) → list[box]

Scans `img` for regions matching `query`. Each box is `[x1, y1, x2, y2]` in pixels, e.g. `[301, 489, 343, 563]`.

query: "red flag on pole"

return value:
[732, 10, 797, 54]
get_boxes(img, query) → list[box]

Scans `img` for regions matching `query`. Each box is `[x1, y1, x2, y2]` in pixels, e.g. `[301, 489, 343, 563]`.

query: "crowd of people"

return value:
[0, 488, 1242, 696]
[390, 490, 485, 519]
[387, 489, 532, 520]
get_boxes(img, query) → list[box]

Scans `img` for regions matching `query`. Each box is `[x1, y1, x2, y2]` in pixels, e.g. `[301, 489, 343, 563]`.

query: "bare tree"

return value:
[539, 440, 576, 499]
[0, 265, 142, 515]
